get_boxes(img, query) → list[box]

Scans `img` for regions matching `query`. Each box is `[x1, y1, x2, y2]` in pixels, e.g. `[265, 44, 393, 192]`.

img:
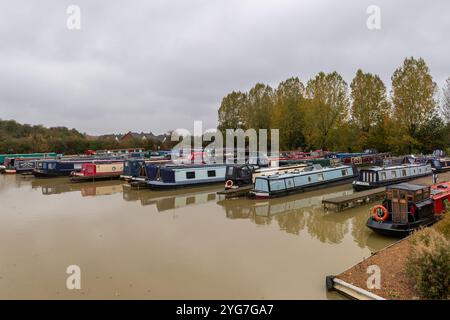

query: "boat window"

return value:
[391, 171, 397, 178]
[227, 166, 234, 176]
[392, 190, 399, 199]
[380, 172, 386, 180]
[307, 176, 312, 183]
[402, 169, 407, 177]
[386, 190, 392, 199]
[186, 171, 196, 179]
[399, 191, 406, 200]
[341, 169, 347, 176]
[269, 179, 286, 191]
[317, 173, 324, 181]
[285, 178, 294, 189]
[415, 190, 423, 201]
[423, 189, 430, 199]
[48, 163, 56, 170]
[207, 170, 216, 177]
[255, 179, 269, 192]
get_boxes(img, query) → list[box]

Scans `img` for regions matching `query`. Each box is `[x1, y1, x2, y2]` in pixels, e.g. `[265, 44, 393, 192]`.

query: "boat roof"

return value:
[255, 165, 351, 180]
[386, 183, 429, 191]
[361, 163, 429, 172]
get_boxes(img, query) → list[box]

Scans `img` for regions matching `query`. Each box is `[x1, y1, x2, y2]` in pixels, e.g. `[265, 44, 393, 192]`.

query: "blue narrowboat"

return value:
[33, 159, 92, 177]
[120, 158, 171, 182]
[251, 164, 357, 199]
[14, 159, 39, 174]
[352, 163, 433, 191]
[144, 164, 227, 189]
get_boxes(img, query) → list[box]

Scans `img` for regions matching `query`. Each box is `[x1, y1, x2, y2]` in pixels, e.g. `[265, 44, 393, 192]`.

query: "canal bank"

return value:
[326, 172, 450, 300]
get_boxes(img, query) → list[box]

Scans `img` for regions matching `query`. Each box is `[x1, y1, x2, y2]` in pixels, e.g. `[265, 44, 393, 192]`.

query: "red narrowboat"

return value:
[70, 162, 124, 182]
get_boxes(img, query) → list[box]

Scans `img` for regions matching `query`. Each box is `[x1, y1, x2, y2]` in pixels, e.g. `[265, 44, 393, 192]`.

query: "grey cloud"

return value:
[0, 0, 449, 134]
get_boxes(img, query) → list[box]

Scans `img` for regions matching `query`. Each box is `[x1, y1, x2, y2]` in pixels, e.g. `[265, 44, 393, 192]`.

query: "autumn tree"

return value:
[217, 91, 248, 133]
[442, 77, 450, 122]
[391, 57, 438, 152]
[305, 72, 349, 149]
[349, 69, 390, 150]
[245, 83, 274, 131]
[272, 77, 305, 150]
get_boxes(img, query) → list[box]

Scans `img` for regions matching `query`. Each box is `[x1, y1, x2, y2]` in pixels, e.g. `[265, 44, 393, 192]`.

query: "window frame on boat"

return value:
[186, 171, 196, 179]
[207, 170, 216, 177]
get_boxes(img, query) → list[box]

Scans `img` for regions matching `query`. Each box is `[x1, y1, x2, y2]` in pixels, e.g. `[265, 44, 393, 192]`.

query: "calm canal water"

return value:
[0, 174, 396, 299]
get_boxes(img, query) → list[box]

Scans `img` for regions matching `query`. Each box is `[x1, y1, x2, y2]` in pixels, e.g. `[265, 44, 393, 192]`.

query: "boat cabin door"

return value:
[391, 189, 409, 223]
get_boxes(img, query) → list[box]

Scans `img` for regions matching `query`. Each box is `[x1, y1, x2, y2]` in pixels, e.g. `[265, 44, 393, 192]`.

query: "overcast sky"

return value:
[0, 0, 449, 135]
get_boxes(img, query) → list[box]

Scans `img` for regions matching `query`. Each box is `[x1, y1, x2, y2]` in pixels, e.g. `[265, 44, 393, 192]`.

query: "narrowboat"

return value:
[70, 162, 124, 182]
[224, 163, 308, 189]
[33, 159, 90, 177]
[145, 164, 227, 189]
[14, 159, 39, 174]
[429, 157, 450, 173]
[366, 182, 447, 237]
[250, 164, 358, 199]
[120, 158, 171, 182]
[352, 163, 432, 191]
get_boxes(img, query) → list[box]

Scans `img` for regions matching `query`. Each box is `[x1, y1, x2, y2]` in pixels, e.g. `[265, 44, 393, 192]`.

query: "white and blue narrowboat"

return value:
[352, 163, 433, 191]
[251, 164, 357, 199]
[145, 164, 227, 189]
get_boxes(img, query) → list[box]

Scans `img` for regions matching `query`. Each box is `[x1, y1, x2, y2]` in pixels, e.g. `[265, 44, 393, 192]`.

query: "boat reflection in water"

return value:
[122, 184, 223, 212]
[31, 178, 123, 197]
[28, 175, 392, 251]
[217, 184, 392, 252]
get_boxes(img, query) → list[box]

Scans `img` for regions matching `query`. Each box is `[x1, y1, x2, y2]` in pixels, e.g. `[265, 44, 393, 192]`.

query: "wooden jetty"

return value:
[322, 187, 386, 212]
[217, 185, 253, 199]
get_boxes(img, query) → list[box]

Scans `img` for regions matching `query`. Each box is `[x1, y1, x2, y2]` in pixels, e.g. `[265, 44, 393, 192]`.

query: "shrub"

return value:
[435, 213, 450, 240]
[406, 228, 450, 299]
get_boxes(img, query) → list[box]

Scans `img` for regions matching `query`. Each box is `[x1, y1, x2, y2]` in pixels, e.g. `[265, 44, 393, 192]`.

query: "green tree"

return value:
[217, 91, 247, 132]
[272, 77, 305, 150]
[350, 69, 390, 149]
[391, 57, 438, 153]
[305, 72, 349, 149]
[442, 77, 450, 122]
[245, 83, 274, 131]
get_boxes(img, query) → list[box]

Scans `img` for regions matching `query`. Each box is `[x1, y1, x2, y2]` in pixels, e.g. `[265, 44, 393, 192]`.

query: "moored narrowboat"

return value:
[120, 158, 171, 182]
[352, 163, 432, 191]
[70, 162, 124, 182]
[250, 164, 358, 199]
[145, 164, 227, 189]
[224, 163, 308, 189]
[429, 157, 450, 173]
[366, 182, 447, 237]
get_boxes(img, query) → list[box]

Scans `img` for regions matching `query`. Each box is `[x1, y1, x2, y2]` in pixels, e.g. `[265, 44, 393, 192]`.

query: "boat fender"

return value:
[325, 276, 335, 291]
[372, 205, 389, 222]
[225, 180, 234, 189]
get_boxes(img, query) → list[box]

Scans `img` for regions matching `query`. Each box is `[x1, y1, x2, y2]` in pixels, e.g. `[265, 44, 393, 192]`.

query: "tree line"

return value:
[218, 57, 450, 154]
[0, 120, 173, 155]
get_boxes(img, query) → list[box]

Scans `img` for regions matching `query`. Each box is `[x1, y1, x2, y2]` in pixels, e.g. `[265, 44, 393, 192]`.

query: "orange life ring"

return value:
[372, 205, 389, 222]
[225, 180, 234, 189]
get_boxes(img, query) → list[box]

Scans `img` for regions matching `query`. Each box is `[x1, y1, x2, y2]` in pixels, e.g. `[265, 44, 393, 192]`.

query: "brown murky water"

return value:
[0, 174, 398, 299]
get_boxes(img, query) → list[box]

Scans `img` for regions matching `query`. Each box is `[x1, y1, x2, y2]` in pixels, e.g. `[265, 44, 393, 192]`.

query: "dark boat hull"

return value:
[366, 215, 442, 238]
[32, 170, 72, 178]
[70, 173, 122, 182]
[353, 172, 433, 191]
[146, 178, 225, 190]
